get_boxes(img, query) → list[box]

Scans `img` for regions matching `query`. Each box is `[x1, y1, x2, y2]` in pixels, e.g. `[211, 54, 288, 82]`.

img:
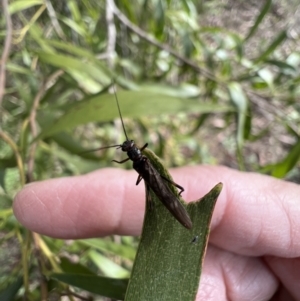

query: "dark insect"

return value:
[87, 87, 192, 229]
[191, 235, 199, 244]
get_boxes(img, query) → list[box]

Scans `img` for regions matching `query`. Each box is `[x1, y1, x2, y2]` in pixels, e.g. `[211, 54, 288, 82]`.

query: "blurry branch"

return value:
[27, 70, 64, 182]
[45, 0, 65, 39]
[32, 232, 48, 300]
[106, 0, 116, 68]
[31, 232, 64, 300]
[0, 130, 25, 186]
[14, 4, 46, 44]
[0, 0, 12, 111]
[111, 1, 217, 82]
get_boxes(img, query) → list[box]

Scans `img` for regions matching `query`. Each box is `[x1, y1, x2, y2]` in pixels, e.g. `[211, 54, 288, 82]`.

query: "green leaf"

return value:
[140, 83, 200, 98]
[51, 132, 100, 160]
[60, 16, 88, 37]
[29, 25, 57, 54]
[153, 0, 165, 37]
[37, 90, 234, 139]
[265, 60, 296, 71]
[257, 68, 274, 91]
[88, 250, 130, 278]
[262, 138, 300, 178]
[244, 0, 272, 41]
[67, 0, 81, 21]
[0, 193, 12, 209]
[9, 0, 43, 14]
[0, 276, 23, 300]
[125, 148, 222, 301]
[51, 273, 128, 300]
[254, 30, 287, 64]
[60, 257, 96, 275]
[228, 82, 248, 164]
[36, 51, 111, 93]
[6, 63, 32, 75]
[45, 39, 99, 60]
[80, 238, 136, 260]
[0, 157, 16, 169]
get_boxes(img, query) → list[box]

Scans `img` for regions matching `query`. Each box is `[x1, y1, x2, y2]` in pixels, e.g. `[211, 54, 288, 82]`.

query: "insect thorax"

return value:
[127, 145, 142, 161]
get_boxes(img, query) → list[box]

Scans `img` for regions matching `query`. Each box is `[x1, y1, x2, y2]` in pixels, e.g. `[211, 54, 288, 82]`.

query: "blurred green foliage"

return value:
[0, 0, 300, 299]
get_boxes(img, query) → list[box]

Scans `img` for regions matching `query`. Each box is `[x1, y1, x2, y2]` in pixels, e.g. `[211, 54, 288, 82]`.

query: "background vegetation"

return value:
[0, 0, 299, 300]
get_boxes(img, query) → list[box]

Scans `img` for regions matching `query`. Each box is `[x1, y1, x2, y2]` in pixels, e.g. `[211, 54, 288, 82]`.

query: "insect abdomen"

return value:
[133, 157, 192, 229]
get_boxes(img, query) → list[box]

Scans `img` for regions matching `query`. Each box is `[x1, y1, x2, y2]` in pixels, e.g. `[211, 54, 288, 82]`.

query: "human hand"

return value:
[13, 166, 300, 300]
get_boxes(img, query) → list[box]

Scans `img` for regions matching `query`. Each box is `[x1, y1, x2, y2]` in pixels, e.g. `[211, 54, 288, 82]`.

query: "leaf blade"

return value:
[125, 149, 222, 301]
[51, 273, 128, 300]
[37, 90, 234, 139]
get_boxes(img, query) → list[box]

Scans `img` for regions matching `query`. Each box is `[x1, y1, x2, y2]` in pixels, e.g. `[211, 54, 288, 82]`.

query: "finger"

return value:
[196, 245, 278, 301]
[178, 166, 300, 258]
[13, 165, 300, 258]
[13, 168, 145, 238]
[264, 255, 300, 300]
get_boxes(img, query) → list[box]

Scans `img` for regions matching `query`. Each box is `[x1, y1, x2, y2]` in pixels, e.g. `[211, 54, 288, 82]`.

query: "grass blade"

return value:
[244, 0, 272, 41]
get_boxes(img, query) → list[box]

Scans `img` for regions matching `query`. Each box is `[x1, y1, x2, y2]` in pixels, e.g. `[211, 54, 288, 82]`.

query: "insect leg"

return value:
[112, 157, 130, 164]
[140, 143, 148, 151]
[160, 175, 184, 196]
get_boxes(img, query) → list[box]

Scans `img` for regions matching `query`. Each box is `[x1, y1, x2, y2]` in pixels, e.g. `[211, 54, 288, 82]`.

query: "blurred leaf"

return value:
[125, 149, 222, 301]
[29, 25, 56, 54]
[51, 132, 100, 160]
[182, 0, 197, 17]
[258, 68, 274, 91]
[36, 51, 111, 93]
[182, 33, 195, 58]
[88, 250, 130, 278]
[286, 52, 300, 68]
[0, 276, 23, 300]
[262, 138, 300, 178]
[51, 273, 128, 299]
[67, 0, 81, 21]
[60, 257, 96, 276]
[38, 142, 104, 174]
[244, 0, 272, 41]
[6, 63, 32, 75]
[37, 90, 234, 139]
[265, 59, 296, 71]
[60, 16, 88, 37]
[80, 238, 136, 260]
[0, 194, 12, 209]
[45, 39, 98, 60]
[254, 30, 287, 64]
[228, 82, 248, 149]
[228, 82, 248, 169]
[190, 113, 210, 134]
[243, 106, 252, 141]
[9, 0, 43, 14]
[285, 123, 299, 138]
[154, 0, 165, 37]
[140, 83, 200, 97]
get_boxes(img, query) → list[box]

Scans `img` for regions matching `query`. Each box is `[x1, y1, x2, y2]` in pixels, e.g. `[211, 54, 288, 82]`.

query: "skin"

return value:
[13, 165, 300, 301]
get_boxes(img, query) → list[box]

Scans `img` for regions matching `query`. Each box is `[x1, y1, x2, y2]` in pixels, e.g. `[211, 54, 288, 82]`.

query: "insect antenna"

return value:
[79, 83, 128, 155]
[112, 85, 129, 141]
[79, 144, 121, 155]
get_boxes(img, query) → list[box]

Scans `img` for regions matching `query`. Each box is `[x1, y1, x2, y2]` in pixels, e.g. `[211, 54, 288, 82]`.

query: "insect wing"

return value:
[141, 159, 192, 229]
